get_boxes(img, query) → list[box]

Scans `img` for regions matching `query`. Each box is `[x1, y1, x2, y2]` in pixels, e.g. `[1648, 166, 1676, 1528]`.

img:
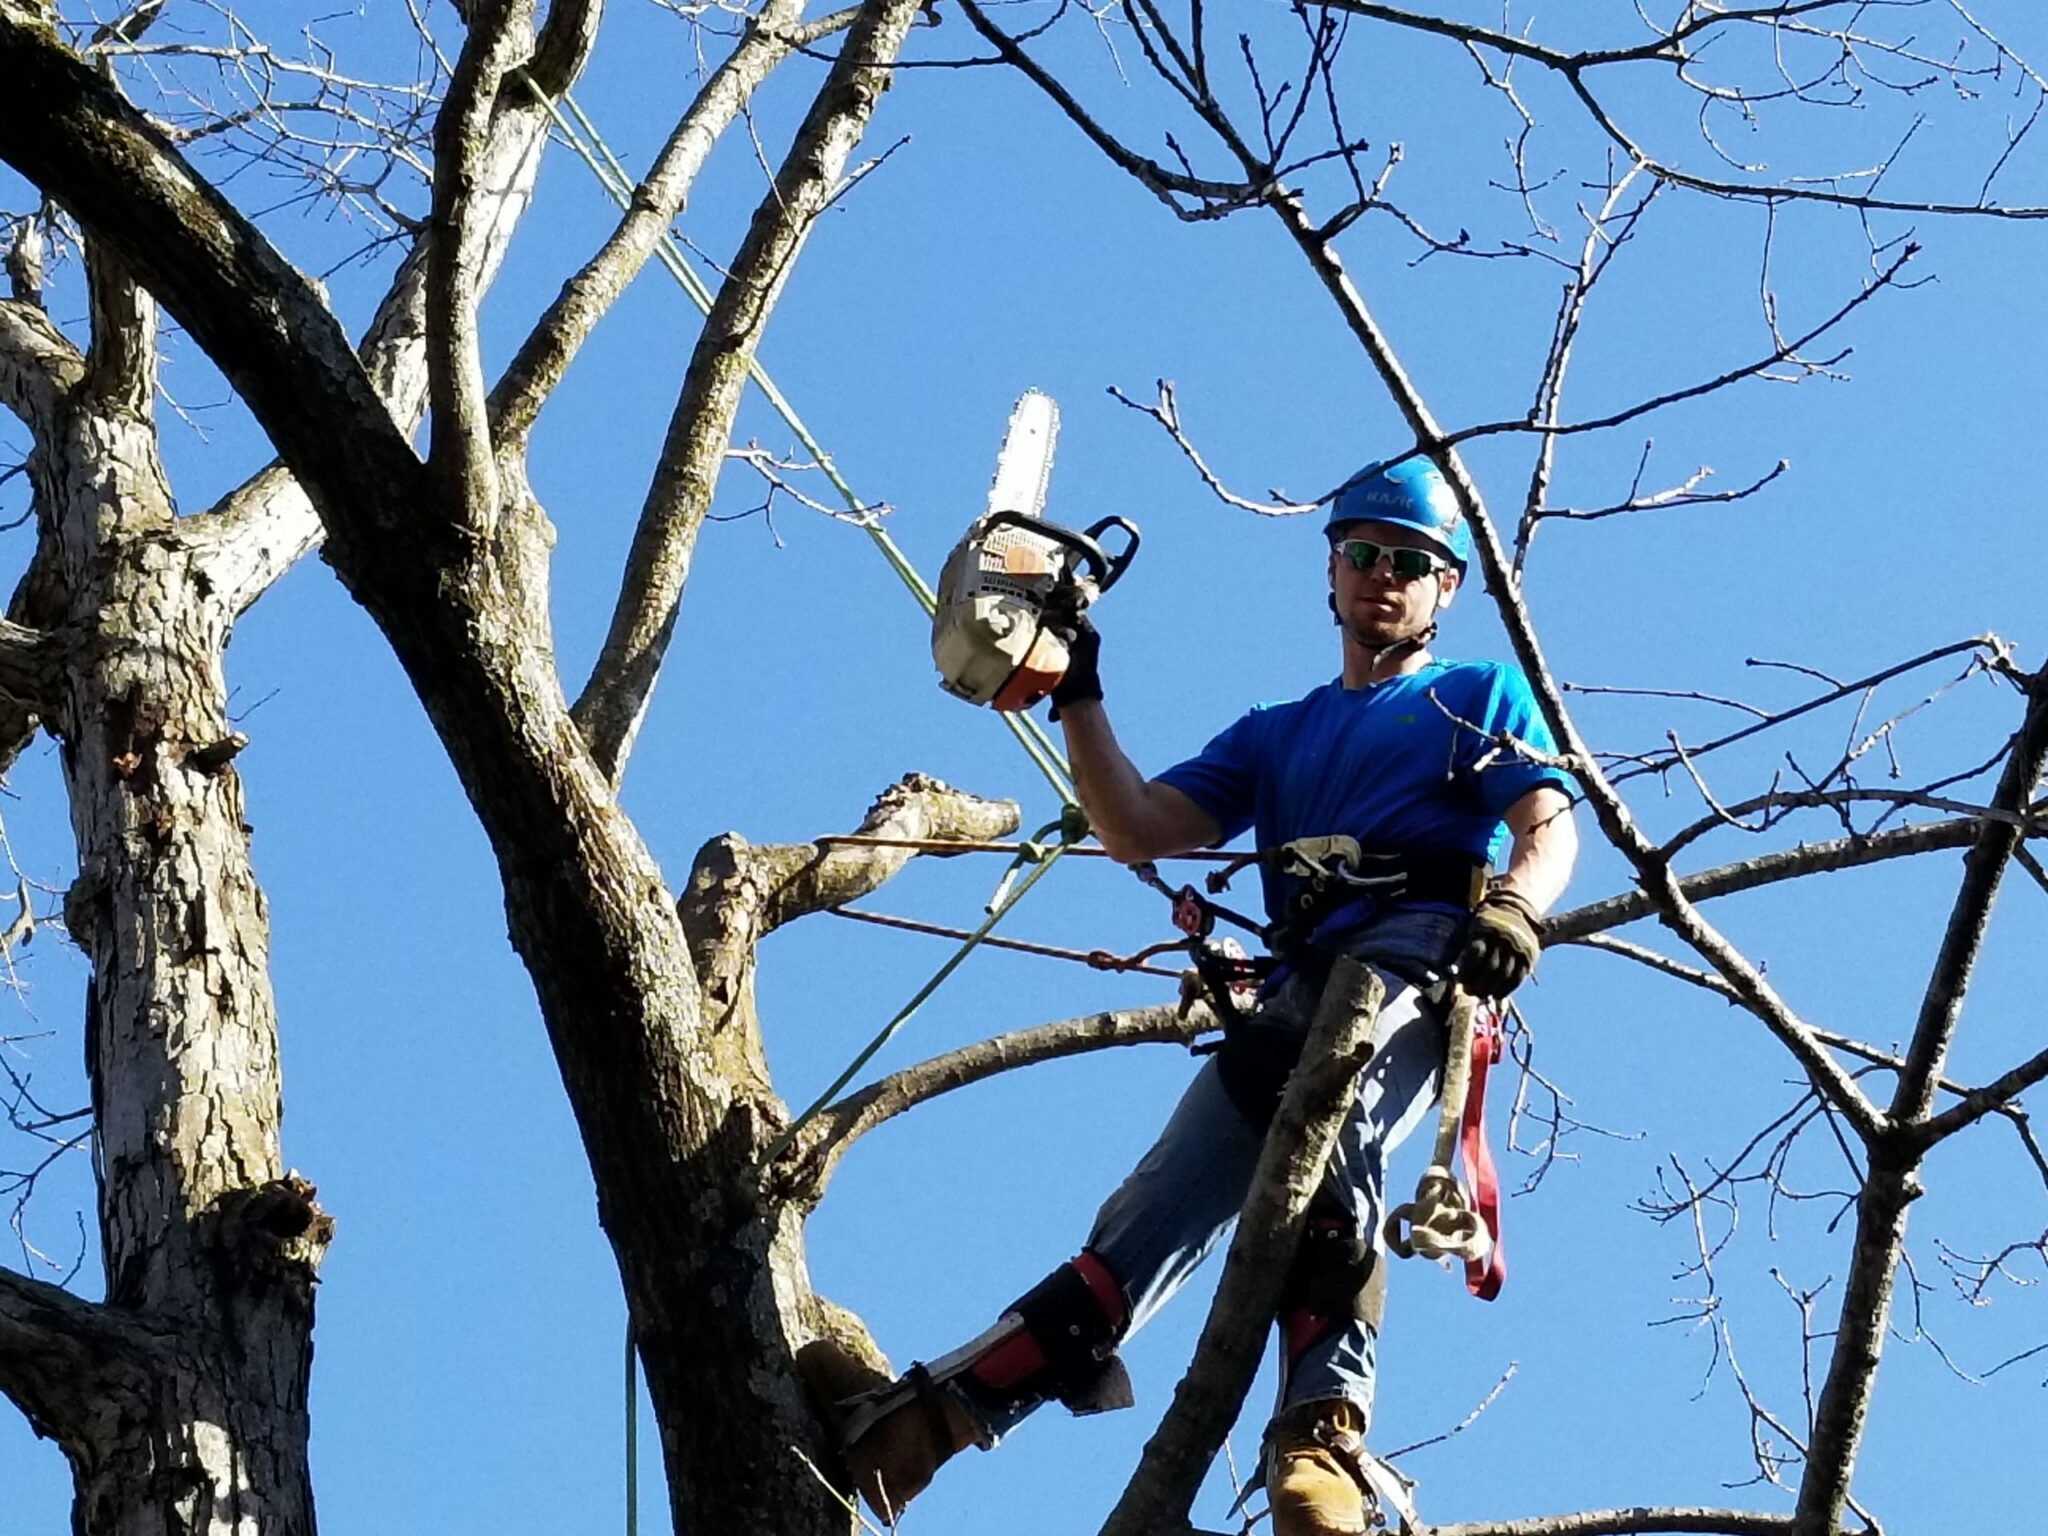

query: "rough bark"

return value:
[0, 233, 334, 1532]
[0, 12, 584, 1532]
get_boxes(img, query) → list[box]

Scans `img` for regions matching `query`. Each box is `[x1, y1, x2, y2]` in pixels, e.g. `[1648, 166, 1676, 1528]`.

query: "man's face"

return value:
[1326, 518, 1460, 646]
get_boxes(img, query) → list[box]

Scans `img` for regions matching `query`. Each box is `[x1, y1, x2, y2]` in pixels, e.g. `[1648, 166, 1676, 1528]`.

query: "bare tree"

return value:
[939, 3, 2048, 1532]
[0, 2, 2040, 1535]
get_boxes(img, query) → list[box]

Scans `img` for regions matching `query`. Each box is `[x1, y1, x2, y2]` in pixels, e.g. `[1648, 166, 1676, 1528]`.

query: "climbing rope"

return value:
[828, 904, 1189, 978]
[761, 811, 1087, 1168]
[625, 1325, 639, 1536]
[537, 84, 1078, 804]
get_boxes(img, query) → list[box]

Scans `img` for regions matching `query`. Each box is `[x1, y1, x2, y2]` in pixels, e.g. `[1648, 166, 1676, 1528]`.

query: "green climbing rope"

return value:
[760, 813, 1083, 1168]
[537, 83, 1077, 806]
[625, 1325, 639, 1536]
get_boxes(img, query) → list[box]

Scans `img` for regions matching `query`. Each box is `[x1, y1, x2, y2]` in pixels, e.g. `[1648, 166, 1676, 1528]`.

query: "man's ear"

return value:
[1436, 565, 1461, 611]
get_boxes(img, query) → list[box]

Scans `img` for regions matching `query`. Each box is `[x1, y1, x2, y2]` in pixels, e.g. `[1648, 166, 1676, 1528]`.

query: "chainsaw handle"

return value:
[1080, 517, 1141, 593]
[982, 511, 1141, 593]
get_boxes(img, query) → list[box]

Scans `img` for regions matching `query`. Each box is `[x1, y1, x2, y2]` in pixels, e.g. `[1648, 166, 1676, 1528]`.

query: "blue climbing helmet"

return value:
[1322, 455, 1471, 571]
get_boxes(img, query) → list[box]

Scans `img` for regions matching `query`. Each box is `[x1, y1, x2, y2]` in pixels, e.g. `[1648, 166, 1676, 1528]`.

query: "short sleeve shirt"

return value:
[1155, 659, 1569, 922]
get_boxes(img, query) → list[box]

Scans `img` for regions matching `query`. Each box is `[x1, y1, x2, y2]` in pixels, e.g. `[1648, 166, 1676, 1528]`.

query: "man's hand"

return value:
[1456, 887, 1543, 999]
[1044, 581, 1103, 720]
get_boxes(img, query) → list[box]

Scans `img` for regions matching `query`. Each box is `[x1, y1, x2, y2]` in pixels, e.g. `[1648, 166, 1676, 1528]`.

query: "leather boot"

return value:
[1265, 1398, 1376, 1536]
[797, 1339, 980, 1524]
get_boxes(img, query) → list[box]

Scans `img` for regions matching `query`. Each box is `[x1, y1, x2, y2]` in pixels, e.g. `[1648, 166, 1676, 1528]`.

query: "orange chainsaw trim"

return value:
[990, 628, 1069, 712]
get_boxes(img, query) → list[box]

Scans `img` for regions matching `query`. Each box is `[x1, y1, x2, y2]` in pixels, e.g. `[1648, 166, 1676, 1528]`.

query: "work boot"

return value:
[797, 1338, 981, 1525]
[1264, 1399, 1377, 1536]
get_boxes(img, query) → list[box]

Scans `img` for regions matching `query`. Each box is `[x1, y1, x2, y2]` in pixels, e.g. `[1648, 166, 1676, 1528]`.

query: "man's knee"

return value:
[1279, 1192, 1387, 1362]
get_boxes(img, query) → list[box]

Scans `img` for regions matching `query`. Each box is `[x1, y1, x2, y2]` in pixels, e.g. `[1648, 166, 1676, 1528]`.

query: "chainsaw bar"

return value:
[986, 388, 1059, 522]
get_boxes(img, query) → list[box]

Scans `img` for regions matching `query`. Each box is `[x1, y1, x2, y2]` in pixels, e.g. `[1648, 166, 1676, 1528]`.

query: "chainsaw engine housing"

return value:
[932, 521, 1092, 710]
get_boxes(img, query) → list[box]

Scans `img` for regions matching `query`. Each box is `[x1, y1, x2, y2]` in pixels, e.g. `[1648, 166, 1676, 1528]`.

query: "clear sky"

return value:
[3, 3, 2043, 1534]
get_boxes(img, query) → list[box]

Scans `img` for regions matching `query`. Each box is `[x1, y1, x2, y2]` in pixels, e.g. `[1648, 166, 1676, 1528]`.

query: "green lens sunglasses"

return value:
[1336, 538, 1447, 581]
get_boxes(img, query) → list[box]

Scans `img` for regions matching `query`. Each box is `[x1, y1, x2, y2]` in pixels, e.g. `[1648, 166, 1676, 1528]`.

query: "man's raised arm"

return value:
[1054, 698, 1222, 863]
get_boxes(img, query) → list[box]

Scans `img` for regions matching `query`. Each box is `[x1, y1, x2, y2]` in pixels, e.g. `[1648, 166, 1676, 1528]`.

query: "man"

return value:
[804, 456, 1578, 1534]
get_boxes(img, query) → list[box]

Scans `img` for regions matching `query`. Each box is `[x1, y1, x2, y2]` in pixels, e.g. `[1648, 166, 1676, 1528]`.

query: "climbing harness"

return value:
[1134, 837, 1486, 1026]
[1138, 837, 1508, 1300]
[1384, 987, 1507, 1301]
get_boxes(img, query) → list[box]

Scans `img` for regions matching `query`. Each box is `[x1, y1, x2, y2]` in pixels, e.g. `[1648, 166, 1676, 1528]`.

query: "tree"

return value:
[0, 2, 2041, 1534]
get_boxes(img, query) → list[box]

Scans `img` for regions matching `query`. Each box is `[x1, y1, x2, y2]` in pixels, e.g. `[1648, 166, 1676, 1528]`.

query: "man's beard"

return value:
[1340, 610, 1427, 654]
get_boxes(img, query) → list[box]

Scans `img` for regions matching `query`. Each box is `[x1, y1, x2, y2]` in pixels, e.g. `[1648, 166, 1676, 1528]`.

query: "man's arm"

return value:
[1455, 784, 1576, 1000]
[1494, 784, 1577, 912]
[1056, 699, 1222, 863]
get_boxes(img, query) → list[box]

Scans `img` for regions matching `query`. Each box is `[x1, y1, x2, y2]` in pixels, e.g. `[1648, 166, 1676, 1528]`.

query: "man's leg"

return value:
[804, 1051, 1267, 1519]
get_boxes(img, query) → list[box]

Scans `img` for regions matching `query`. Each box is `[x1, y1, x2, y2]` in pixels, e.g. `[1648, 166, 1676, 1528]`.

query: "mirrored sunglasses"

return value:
[1336, 538, 1446, 581]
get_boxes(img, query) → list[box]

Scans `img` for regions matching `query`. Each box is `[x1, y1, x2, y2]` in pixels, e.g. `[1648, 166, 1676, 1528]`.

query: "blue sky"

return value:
[3, 3, 2044, 1533]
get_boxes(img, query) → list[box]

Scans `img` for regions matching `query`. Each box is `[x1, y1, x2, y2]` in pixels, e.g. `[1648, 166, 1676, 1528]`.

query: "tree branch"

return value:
[1794, 671, 2048, 1530]
[571, 0, 927, 783]
[0, 1262, 168, 1453]
[1316, 1, 2048, 219]
[0, 616, 58, 718]
[0, 6, 433, 580]
[1099, 961, 1384, 1536]
[1448, 246, 1917, 450]
[189, 97, 560, 614]
[1545, 814, 1996, 943]
[679, 773, 1018, 1023]
[1914, 1044, 2048, 1148]
[81, 236, 156, 419]
[492, 0, 819, 445]
[779, 1001, 1212, 1200]
[425, 0, 535, 528]
[527, 0, 602, 97]
[1419, 1512, 1799, 1536]
[0, 294, 83, 438]
[1893, 669, 2048, 1121]
[952, 0, 1252, 220]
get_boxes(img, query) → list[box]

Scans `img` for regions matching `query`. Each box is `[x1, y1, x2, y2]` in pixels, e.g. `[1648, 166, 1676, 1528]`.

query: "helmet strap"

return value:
[1330, 593, 1442, 681]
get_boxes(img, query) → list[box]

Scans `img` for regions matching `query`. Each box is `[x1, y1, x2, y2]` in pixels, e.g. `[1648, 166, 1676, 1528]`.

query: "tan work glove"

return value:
[1456, 887, 1543, 999]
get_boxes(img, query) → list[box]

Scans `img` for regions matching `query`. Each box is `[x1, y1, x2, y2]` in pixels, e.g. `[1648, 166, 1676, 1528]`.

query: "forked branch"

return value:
[572, 0, 928, 783]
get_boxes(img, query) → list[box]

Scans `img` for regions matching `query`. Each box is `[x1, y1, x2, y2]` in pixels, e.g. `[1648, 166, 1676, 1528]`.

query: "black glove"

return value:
[1455, 887, 1543, 999]
[1044, 582, 1103, 721]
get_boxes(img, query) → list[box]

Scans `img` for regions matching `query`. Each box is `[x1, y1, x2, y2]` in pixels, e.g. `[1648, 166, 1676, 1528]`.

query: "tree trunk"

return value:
[31, 258, 329, 1534]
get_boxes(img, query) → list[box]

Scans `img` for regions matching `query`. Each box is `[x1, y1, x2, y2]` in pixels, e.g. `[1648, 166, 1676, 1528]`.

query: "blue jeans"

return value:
[970, 906, 1462, 1441]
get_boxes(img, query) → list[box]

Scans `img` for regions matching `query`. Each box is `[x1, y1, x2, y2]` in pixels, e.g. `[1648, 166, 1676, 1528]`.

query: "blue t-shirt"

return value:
[1155, 659, 1569, 923]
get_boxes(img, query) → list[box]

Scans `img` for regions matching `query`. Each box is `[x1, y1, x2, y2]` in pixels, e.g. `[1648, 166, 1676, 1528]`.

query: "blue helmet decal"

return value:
[1324, 455, 1471, 569]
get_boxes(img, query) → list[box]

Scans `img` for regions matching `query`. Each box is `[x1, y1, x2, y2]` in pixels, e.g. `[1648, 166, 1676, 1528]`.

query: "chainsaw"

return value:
[931, 390, 1140, 712]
